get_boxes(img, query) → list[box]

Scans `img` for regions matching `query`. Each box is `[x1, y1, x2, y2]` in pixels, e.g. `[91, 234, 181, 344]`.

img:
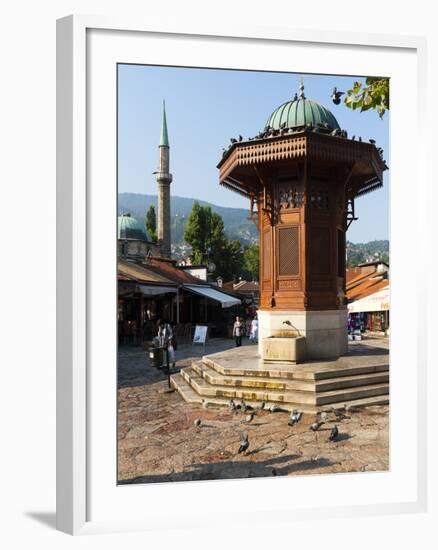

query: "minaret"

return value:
[155, 101, 173, 258]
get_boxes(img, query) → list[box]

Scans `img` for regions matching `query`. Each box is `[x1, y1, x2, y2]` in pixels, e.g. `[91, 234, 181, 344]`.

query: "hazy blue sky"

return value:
[118, 65, 389, 243]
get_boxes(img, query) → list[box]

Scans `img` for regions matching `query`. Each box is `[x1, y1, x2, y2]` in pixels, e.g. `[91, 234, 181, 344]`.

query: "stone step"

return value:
[192, 361, 389, 392]
[203, 355, 389, 381]
[170, 373, 203, 405]
[171, 373, 389, 413]
[170, 373, 318, 413]
[180, 367, 389, 406]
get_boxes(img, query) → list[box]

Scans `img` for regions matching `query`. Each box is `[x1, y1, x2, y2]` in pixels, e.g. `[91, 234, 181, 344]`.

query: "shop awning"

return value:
[138, 284, 177, 296]
[348, 288, 390, 313]
[183, 285, 241, 308]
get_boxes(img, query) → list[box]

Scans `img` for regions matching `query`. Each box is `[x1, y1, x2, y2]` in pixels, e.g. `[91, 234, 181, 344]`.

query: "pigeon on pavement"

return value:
[194, 418, 202, 427]
[238, 432, 249, 454]
[310, 421, 324, 431]
[329, 425, 339, 442]
[288, 410, 303, 426]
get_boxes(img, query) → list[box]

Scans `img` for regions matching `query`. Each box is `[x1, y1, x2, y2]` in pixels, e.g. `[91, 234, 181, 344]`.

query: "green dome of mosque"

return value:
[265, 81, 340, 131]
[118, 213, 148, 241]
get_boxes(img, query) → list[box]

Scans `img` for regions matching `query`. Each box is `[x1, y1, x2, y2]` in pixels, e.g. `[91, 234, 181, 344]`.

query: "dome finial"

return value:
[299, 77, 306, 100]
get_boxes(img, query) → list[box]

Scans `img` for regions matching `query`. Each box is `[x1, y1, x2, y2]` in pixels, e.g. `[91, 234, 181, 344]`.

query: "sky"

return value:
[118, 65, 389, 243]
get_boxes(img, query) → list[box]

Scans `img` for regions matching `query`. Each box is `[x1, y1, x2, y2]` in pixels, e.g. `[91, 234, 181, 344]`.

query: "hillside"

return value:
[118, 193, 258, 245]
[346, 240, 389, 266]
[118, 193, 388, 266]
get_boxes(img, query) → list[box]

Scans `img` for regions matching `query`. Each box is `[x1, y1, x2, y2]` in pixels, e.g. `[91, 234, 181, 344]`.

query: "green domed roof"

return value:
[265, 81, 340, 131]
[118, 213, 148, 241]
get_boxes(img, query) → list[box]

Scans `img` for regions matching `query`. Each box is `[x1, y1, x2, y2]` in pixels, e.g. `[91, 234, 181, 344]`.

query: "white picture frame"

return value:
[56, 15, 428, 535]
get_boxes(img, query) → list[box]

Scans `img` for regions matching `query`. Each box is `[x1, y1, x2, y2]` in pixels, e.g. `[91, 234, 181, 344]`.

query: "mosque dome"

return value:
[117, 213, 148, 241]
[265, 81, 340, 131]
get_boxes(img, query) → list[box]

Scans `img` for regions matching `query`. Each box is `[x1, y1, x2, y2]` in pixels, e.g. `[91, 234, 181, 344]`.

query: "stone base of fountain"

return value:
[261, 329, 306, 364]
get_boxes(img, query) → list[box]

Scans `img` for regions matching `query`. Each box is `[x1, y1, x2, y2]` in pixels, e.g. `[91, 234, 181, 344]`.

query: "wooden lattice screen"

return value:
[278, 226, 299, 276]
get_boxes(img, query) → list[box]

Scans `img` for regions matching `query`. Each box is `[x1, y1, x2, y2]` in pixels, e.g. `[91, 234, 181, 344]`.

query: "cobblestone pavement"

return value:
[118, 337, 389, 484]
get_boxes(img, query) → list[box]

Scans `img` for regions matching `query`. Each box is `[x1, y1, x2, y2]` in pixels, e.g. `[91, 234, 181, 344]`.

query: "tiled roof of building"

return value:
[347, 277, 389, 301]
[232, 280, 260, 292]
[346, 262, 389, 303]
[118, 257, 206, 286]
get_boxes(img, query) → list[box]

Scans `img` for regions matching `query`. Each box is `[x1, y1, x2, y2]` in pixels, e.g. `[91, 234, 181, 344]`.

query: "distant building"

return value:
[118, 212, 160, 259]
[118, 256, 241, 345]
[117, 103, 243, 346]
[118, 102, 173, 261]
[346, 261, 389, 334]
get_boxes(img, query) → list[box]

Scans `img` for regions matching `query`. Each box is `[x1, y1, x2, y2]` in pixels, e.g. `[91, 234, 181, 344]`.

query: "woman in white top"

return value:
[232, 316, 244, 347]
[249, 316, 259, 344]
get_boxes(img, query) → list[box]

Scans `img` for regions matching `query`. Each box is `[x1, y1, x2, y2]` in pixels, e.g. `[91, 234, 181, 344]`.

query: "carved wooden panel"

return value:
[278, 279, 301, 290]
[310, 226, 330, 275]
[263, 229, 271, 281]
[278, 226, 299, 276]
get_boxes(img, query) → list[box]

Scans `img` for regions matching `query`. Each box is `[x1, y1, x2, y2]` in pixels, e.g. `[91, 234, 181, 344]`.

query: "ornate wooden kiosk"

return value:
[218, 82, 387, 359]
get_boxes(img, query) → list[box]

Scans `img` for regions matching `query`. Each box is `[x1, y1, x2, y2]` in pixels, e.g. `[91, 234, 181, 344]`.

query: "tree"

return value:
[342, 77, 389, 119]
[184, 202, 226, 265]
[145, 205, 157, 243]
[242, 243, 260, 281]
[184, 202, 246, 280]
[219, 239, 244, 281]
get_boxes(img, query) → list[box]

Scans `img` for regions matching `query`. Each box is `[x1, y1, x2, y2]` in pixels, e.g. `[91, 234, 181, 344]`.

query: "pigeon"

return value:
[331, 87, 345, 105]
[358, 136, 362, 142]
[202, 400, 209, 409]
[245, 412, 255, 423]
[369, 138, 376, 145]
[270, 404, 282, 413]
[238, 134, 243, 142]
[259, 401, 266, 411]
[194, 418, 202, 427]
[310, 421, 324, 432]
[288, 410, 303, 426]
[351, 135, 356, 141]
[238, 432, 249, 454]
[319, 411, 328, 421]
[280, 121, 287, 129]
[230, 137, 237, 144]
[332, 406, 348, 420]
[240, 399, 248, 412]
[329, 425, 339, 442]
[228, 399, 237, 412]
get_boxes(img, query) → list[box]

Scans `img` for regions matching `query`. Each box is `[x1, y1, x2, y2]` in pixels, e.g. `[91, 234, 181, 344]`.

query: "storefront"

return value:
[348, 287, 390, 335]
[118, 261, 243, 345]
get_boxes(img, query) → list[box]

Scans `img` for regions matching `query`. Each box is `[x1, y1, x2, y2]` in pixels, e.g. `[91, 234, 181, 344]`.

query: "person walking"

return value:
[249, 315, 259, 344]
[233, 315, 244, 347]
[157, 319, 176, 367]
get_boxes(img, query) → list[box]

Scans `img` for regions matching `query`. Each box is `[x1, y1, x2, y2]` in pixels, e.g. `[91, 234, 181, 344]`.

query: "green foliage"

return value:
[346, 240, 389, 267]
[184, 202, 253, 280]
[344, 77, 389, 118]
[242, 243, 260, 281]
[184, 202, 227, 272]
[220, 239, 245, 281]
[145, 205, 157, 243]
[119, 193, 259, 246]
